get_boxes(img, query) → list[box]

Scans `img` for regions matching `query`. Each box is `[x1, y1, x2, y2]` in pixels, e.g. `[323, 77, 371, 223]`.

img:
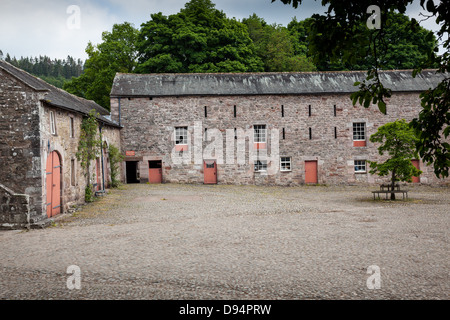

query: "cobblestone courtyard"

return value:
[0, 184, 449, 299]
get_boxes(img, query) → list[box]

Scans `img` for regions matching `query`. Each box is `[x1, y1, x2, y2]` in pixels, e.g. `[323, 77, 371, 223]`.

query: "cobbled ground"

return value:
[0, 183, 448, 300]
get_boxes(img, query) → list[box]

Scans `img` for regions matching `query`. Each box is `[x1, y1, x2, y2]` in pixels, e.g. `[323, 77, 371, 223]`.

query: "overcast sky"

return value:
[0, 0, 444, 61]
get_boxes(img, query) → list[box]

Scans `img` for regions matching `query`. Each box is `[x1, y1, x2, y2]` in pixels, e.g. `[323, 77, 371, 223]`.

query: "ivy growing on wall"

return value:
[76, 109, 102, 202]
[108, 144, 123, 188]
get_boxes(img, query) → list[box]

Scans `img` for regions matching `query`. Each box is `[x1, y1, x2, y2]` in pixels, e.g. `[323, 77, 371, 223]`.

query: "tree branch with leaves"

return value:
[369, 119, 422, 199]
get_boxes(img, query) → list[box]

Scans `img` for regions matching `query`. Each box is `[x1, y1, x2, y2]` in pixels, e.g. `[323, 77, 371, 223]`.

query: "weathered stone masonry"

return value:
[0, 61, 122, 229]
[111, 71, 450, 186]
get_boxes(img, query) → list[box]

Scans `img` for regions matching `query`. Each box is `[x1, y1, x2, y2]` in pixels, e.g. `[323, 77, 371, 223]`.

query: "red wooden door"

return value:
[51, 152, 61, 217]
[46, 151, 61, 218]
[46, 153, 53, 218]
[411, 159, 420, 183]
[305, 160, 318, 184]
[149, 161, 162, 184]
[204, 160, 217, 184]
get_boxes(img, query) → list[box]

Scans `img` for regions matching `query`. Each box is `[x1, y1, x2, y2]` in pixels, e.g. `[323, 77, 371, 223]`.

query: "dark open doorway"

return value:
[126, 161, 140, 183]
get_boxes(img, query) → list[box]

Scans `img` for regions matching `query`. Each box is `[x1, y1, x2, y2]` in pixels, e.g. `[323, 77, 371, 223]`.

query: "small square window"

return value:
[280, 157, 291, 172]
[353, 123, 366, 141]
[254, 125, 266, 143]
[175, 127, 188, 145]
[354, 160, 366, 173]
[254, 160, 267, 172]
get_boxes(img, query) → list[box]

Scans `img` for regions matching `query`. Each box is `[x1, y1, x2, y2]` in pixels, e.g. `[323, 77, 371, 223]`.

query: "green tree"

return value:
[243, 14, 316, 72]
[287, 12, 436, 71]
[3, 54, 84, 88]
[64, 22, 139, 109]
[76, 110, 102, 202]
[274, 0, 449, 178]
[368, 120, 422, 199]
[136, 0, 264, 73]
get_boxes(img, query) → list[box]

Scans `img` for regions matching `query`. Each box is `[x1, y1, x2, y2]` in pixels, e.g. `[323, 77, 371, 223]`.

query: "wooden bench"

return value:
[372, 184, 409, 200]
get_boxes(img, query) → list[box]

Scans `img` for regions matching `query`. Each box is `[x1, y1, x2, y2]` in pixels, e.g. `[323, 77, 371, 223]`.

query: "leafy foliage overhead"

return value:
[242, 14, 316, 72]
[136, 0, 264, 73]
[64, 22, 139, 109]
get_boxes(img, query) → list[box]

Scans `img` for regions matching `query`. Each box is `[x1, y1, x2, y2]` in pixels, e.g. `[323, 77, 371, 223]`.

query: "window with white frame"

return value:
[353, 122, 366, 140]
[175, 126, 188, 145]
[254, 125, 266, 143]
[354, 160, 367, 173]
[280, 157, 292, 171]
[50, 111, 56, 135]
[254, 160, 267, 172]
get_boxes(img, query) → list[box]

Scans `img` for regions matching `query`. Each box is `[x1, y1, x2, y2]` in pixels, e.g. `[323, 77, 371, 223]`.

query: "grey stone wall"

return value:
[0, 68, 122, 228]
[113, 92, 450, 186]
[0, 183, 30, 229]
[0, 69, 42, 227]
[39, 104, 122, 216]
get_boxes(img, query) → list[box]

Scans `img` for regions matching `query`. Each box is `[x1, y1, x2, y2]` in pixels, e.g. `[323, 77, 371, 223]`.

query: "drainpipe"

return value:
[99, 122, 105, 193]
[118, 97, 121, 126]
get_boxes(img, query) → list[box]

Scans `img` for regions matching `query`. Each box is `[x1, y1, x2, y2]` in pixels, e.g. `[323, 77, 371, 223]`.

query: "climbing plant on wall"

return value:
[76, 109, 102, 202]
[108, 144, 124, 188]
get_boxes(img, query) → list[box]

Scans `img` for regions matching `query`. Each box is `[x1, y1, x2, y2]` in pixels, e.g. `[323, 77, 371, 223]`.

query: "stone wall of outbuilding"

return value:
[111, 92, 449, 186]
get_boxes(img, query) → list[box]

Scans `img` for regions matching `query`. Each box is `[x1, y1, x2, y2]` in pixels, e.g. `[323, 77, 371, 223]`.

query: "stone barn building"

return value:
[110, 70, 449, 186]
[0, 60, 122, 229]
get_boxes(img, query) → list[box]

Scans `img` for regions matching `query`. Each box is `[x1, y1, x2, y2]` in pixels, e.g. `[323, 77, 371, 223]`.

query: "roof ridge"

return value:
[115, 69, 439, 77]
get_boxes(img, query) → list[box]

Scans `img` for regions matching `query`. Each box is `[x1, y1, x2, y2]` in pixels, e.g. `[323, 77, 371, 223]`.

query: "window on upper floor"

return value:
[353, 122, 367, 147]
[254, 125, 266, 143]
[50, 111, 56, 135]
[353, 122, 366, 141]
[175, 126, 188, 145]
[70, 116, 74, 138]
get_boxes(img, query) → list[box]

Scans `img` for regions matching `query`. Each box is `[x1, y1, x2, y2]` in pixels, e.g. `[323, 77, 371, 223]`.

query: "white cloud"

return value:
[0, 0, 119, 60]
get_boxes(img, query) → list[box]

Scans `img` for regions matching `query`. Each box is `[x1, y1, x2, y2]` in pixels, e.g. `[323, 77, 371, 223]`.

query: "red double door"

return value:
[46, 151, 61, 218]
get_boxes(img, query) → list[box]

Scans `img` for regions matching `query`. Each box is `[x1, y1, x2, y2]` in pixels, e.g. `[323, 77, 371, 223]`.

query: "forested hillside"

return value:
[0, 52, 83, 88]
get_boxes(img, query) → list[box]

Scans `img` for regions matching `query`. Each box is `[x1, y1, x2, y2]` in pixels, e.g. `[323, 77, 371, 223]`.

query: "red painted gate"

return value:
[46, 151, 61, 218]
[305, 160, 318, 184]
[204, 160, 217, 184]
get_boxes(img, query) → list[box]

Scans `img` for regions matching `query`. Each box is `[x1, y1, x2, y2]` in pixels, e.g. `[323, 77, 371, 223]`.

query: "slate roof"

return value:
[111, 69, 445, 97]
[0, 60, 120, 128]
